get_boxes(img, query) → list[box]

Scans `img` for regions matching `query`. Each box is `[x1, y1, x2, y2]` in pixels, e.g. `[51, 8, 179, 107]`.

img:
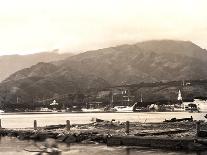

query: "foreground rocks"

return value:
[1, 119, 207, 151]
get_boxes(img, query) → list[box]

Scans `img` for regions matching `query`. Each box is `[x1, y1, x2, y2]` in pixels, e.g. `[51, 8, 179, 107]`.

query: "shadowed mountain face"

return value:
[58, 40, 207, 85]
[0, 51, 73, 82]
[1, 40, 207, 106]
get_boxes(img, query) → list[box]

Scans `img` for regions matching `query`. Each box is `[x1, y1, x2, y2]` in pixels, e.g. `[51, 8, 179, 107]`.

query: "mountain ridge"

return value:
[0, 51, 73, 82]
[1, 40, 207, 108]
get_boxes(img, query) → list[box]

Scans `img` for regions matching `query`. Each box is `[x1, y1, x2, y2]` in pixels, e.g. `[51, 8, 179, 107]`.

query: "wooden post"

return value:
[0, 119, 2, 129]
[66, 120, 70, 131]
[196, 121, 201, 138]
[126, 121, 129, 134]
[34, 120, 37, 130]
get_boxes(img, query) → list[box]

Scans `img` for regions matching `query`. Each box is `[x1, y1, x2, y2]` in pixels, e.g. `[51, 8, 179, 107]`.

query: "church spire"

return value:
[177, 90, 182, 101]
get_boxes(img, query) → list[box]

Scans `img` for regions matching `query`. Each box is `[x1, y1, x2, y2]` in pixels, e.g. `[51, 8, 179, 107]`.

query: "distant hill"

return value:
[57, 40, 207, 85]
[0, 50, 73, 82]
[1, 40, 207, 109]
[135, 40, 207, 61]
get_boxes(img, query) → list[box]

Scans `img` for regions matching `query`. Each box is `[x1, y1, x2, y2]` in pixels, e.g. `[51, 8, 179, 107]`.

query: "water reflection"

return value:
[0, 136, 206, 155]
[126, 148, 130, 155]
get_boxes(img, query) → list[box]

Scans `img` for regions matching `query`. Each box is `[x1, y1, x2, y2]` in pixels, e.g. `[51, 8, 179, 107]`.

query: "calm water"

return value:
[0, 112, 207, 154]
[0, 136, 205, 155]
[0, 112, 206, 128]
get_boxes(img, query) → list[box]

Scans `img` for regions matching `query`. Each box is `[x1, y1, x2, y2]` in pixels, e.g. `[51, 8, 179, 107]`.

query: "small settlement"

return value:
[33, 89, 207, 113]
[1, 80, 207, 113]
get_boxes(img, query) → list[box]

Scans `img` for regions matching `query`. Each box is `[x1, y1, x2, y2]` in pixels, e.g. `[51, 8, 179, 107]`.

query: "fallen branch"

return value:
[134, 129, 188, 136]
[44, 124, 66, 130]
[163, 116, 193, 123]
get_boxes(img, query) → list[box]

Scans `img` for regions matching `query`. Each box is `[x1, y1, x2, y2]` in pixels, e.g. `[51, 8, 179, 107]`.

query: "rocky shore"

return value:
[0, 118, 207, 152]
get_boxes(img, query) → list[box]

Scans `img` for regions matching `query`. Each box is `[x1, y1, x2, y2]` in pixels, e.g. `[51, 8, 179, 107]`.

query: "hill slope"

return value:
[58, 40, 207, 85]
[0, 50, 73, 82]
[1, 40, 207, 108]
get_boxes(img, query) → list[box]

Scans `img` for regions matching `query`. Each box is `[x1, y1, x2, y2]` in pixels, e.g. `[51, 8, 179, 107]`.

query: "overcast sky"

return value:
[0, 0, 207, 55]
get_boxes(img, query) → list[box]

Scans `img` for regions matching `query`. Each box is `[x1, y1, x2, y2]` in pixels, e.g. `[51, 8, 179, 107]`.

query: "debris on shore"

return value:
[163, 116, 193, 122]
[1, 117, 207, 152]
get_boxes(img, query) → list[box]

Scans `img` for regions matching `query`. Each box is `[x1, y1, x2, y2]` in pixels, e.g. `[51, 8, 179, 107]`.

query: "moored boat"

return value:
[81, 108, 105, 112]
[112, 102, 137, 112]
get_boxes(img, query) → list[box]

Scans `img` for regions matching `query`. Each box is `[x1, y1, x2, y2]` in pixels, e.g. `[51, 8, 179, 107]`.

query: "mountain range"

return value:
[1, 40, 207, 107]
[0, 50, 73, 82]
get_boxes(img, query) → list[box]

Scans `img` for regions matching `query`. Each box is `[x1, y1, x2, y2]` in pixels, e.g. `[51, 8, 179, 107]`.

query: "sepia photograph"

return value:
[0, 0, 207, 154]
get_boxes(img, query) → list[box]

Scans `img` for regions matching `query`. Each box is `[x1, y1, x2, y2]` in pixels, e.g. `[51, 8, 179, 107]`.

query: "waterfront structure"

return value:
[192, 99, 207, 112]
[50, 100, 59, 106]
[182, 98, 207, 112]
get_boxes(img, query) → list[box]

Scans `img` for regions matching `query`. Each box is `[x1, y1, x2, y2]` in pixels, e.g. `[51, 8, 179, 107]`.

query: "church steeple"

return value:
[177, 90, 182, 101]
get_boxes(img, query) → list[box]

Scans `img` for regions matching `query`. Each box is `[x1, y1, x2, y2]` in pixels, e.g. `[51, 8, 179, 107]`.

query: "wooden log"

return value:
[34, 120, 37, 130]
[107, 136, 201, 150]
[95, 118, 104, 122]
[107, 136, 122, 146]
[66, 120, 70, 131]
[196, 121, 201, 138]
[126, 121, 129, 134]
[134, 129, 188, 136]
[44, 124, 66, 130]
[163, 117, 193, 123]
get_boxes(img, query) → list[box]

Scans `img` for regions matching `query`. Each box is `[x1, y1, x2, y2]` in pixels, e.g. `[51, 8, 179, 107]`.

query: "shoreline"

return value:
[0, 111, 197, 115]
[0, 112, 206, 129]
[0, 118, 207, 152]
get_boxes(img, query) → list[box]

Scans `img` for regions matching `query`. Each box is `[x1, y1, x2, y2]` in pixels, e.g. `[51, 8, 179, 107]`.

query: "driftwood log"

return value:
[163, 116, 193, 123]
[134, 129, 188, 136]
[44, 124, 66, 130]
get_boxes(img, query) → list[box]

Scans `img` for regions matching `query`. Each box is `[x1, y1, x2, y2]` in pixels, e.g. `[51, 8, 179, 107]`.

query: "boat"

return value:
[81, 108, 105, 112]
[38, 100, 60, 113]
[134, 93, 155, 112]
[148, 104, 159, 111]
[81, 101, 105, 112]
[112, 102, 137, 112]
[40, 108, 52, 112]
[134, 93, 148, 112]
[173, 105, 185, 112]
